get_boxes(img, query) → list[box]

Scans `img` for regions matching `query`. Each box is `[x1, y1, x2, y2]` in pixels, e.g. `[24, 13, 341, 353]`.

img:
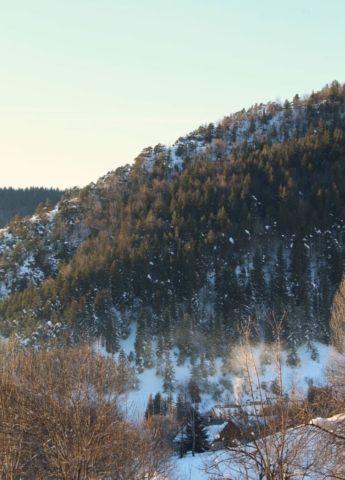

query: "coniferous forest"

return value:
[0, 187, 64, 228]
[1, 81, 345, 368]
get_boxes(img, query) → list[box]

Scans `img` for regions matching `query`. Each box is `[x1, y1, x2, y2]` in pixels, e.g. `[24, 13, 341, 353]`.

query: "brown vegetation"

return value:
[0, 340, 173, 479]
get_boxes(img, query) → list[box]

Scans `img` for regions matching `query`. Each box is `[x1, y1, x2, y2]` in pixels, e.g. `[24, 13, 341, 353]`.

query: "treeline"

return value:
[0, 187, 63, 228]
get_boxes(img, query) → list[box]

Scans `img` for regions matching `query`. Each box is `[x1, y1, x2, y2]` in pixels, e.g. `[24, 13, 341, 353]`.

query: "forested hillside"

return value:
[0, 187, 63, 228]
[1, 81, 345, 369]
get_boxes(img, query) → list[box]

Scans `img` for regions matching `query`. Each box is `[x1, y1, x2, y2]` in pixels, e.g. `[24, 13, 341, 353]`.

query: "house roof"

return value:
[207, 403, 264, 419]
[207, 415, 345, 479]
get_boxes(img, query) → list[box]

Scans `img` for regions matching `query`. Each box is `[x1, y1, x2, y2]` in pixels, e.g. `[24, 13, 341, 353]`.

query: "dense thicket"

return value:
[0, 341, 171, 479]
[0, 187, 63, 227]
[1, 81, 345, 363]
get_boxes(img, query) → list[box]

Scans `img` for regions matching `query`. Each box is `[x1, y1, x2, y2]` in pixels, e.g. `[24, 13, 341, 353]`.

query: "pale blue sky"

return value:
[1, 0, 344, 189]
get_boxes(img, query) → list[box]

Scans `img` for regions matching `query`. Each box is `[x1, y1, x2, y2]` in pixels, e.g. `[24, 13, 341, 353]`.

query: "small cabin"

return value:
[205, 404, 238, 424]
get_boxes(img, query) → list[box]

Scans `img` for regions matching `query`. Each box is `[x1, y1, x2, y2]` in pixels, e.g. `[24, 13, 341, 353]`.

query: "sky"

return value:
[1, 0, 345, 190]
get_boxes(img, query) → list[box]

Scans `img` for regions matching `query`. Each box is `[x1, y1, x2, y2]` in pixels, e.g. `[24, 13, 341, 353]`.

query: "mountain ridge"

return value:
[1, 80, 345, 368]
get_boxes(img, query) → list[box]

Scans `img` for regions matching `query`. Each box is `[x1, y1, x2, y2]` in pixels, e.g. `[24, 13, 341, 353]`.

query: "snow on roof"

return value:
[210, 405, 234, 418]
[202, 421, 345, 480]
[210, 404, 263, 419]
[310, 413, 345, 430]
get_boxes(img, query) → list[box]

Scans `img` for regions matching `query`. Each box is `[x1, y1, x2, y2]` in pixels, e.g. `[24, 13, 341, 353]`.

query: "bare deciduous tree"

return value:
[205, 315, 313, 480]
[0, 340, 174, 479]
[330, 275, 345, 353]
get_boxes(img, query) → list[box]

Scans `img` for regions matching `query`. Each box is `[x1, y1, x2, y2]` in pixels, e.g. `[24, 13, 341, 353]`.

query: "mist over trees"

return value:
[204, 313, 345, 480]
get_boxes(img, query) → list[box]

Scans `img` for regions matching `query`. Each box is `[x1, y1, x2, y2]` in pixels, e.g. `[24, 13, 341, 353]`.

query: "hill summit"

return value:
[0, 80, 345, 369]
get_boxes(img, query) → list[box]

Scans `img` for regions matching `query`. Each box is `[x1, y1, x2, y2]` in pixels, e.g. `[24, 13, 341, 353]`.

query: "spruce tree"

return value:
[188, 376, 201, 403]
[269, 244, 289, 342]
[162, 352, 175, 393]
[184, 408, 209, 456]
[134, 308, 154, 372]
[153, 391, 165, 416]
[249, 116, 256, 133]
[104, 312, 119, 354]
[117, 349, 129, 382]
[145, 393, 154, 419]
[155, 333, 166, 376]
[176, 393, 187, 423]
[250, 248, 266, 327]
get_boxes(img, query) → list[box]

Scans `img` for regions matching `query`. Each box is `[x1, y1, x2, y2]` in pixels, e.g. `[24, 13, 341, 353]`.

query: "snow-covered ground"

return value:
[114, 323, 331, 419]
[167, 412, 345, 480]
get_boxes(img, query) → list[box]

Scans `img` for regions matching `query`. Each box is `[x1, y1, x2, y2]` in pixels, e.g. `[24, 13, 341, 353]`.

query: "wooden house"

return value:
[211, 415, 258, 449]
[205, 404, 238, 424]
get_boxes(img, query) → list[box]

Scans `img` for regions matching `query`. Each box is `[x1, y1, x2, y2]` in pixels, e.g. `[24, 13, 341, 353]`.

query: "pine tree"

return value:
[155, 333, 166, 376]
[176, 393, 187, 423]
[117, 348, 130, 383]
[117, 348, 137, 392]
[184, 408, 209, 456]
[261, 109, 269, 125]
[104, 311, 119, 354]
[162, 308, 173, 349]
[162, 352, 175, 393]
[134, 308, 154, 372]
[145, 393, 154, 419]
[249, 116, 256, 133]
[292, 93, 300, 107]
[45, 197, 53, 210]
[188, 376, 201, 404]
[250, 248, 266, 312]
[153, 391, 165, 416]
[269, 244, 289, 341]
